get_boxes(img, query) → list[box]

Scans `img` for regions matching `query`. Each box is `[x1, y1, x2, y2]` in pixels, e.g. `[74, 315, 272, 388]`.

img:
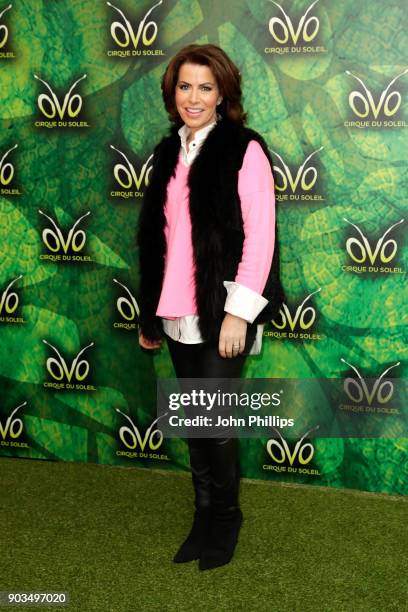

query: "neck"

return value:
[187, 117, 217, 140]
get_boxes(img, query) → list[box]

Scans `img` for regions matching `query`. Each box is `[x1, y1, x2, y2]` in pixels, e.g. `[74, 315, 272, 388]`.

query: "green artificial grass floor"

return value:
[0, 457, 406, 612]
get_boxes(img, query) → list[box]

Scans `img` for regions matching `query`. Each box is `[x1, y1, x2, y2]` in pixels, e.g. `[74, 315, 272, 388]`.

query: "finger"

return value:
[232, 345, 240, 357]
[140, 336, 161, 349]
[219, 337, 226, 359]
[238, 335, 246, 354]
[230, 342, 239, 356]
[139, 335, 147, 348]
[225, 340, 234, 359]
[233, 337, 243, 355]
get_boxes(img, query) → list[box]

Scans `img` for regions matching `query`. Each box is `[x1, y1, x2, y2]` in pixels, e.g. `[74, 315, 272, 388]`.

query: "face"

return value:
[175, 62, 222, 135]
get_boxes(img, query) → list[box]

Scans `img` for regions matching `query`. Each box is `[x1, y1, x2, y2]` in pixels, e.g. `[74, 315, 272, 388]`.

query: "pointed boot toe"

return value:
[173, 506, 211, 563]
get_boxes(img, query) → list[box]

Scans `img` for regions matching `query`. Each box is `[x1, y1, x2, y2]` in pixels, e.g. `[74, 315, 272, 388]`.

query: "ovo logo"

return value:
[346, 68, 408, 118]
[116, 409, 163, 451]
[266, 425, 319, 465]
[43, 340, 94, 382]
[0, 4, 12, 49]
[110, 145, 153, 190]
[341, 358, 400, 405]
[0, 401, 25, 440]
[107, 0, 162, 49]
[113, 278, 140, 321]
[0, 274, 22, 315]
[272, 147, 323, 192]
[272, 288, 321, 331]
[268, 0, 320, 44]
[344, 218, 404, 265]
[39, 209, 90, 254]
[34, 74, 87, 119]
[0, 143, 17, 185]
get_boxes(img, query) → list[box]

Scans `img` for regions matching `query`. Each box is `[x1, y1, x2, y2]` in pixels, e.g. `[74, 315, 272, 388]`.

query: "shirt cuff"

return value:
[223, 281, 269, 323]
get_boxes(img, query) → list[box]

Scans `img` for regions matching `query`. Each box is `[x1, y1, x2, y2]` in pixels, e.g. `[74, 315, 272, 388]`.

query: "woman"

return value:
[137, 43, 283, 570]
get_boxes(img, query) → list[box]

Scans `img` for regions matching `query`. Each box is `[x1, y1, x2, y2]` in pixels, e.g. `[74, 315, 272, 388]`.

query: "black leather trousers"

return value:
[166, 324, 257, 513]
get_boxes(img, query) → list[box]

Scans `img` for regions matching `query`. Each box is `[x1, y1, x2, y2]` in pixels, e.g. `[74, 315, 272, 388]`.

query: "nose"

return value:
[188, 87, 199, 104]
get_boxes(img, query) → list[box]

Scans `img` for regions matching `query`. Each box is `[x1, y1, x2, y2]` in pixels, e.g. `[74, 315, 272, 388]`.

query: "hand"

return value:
[139, 331, 162, 350]
[218, 313, 248, 359]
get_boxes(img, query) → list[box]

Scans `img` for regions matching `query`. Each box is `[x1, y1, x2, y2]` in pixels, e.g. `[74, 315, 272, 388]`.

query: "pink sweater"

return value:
[156, 140, 275, 318]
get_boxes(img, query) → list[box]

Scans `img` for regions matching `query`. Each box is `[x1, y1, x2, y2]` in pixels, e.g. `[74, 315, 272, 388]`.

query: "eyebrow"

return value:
[178, 80, 215, 86]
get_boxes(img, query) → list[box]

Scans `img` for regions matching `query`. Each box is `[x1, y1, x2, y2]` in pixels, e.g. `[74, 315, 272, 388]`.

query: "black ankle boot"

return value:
[198, 507, 243, 570]
[173, 506, 211, 563]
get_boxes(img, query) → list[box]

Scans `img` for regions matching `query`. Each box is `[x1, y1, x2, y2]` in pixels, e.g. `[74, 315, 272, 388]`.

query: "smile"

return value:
[185, 108, 204, 115]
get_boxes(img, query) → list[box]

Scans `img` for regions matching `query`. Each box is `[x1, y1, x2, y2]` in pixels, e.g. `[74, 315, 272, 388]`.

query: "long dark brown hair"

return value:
[161, 43, 247, 126]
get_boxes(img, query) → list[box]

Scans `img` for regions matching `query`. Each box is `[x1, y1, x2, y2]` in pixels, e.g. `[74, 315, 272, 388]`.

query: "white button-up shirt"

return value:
[161, 120, 272, 355]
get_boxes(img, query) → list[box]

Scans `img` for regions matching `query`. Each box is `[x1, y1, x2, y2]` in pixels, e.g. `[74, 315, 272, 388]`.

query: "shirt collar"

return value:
[178, 120, 217, 149]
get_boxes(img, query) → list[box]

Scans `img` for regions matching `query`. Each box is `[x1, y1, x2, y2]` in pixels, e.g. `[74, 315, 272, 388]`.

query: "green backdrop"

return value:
[0, 0, 406, 495]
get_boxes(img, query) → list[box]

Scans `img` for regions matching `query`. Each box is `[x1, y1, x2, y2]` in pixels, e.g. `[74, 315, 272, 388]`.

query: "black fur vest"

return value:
[137, 118, 284, 343]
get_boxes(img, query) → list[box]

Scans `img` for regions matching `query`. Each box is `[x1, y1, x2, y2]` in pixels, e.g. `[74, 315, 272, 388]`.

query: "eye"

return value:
[178, 84, 189, 91]
[200, 85, 212, 92]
